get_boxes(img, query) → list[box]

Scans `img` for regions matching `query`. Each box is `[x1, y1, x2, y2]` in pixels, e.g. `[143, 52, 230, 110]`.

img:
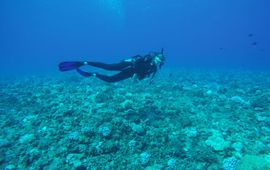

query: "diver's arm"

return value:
[149, 66, 157, 84]
[149, 73, 156, 84]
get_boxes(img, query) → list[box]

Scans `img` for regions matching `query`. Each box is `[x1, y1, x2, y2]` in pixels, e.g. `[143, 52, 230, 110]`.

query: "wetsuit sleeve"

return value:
[146, 65, 157, 84]
[150, 66, 157, 79]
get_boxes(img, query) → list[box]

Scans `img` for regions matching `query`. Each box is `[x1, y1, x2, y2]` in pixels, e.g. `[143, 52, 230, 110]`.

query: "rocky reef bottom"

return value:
[0, 68, 270, 170]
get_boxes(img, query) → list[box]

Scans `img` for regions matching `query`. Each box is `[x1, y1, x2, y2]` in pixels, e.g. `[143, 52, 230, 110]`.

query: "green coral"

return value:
[237, 155, 270, 170]
[205, 131, 230, 151]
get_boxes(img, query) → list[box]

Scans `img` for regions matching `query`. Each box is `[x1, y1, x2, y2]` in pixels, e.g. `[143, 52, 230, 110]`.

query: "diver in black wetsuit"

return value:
[58, 49, 165, 83]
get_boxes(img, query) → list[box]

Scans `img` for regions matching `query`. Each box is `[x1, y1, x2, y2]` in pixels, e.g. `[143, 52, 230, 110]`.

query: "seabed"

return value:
[0, 68, 270, 170]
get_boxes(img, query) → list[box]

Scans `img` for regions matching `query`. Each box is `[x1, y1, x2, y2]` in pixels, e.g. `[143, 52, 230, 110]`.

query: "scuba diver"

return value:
[58, 48, 165, 83]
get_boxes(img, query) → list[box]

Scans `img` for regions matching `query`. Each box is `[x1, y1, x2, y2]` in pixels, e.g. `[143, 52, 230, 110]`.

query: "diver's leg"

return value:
[76, 68, 94, 77]
[86, 61, 131, 71]
[59, 61, 130, 72]
[95, 68, 135, 83]
[76, 67, 135, 82]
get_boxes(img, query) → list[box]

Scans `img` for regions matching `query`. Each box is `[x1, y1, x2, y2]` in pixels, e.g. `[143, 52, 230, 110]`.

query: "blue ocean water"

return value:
[0, 0, 270, 75]
[1, 1, 270, 170]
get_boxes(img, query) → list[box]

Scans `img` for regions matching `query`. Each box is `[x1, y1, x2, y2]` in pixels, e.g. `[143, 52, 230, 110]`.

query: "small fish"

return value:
[248, 33, 253, 37]
[252, 41, 258, 46]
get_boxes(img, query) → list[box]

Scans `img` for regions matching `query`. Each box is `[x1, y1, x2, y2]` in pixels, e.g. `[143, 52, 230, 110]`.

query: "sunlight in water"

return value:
[98, 0, 124, 19]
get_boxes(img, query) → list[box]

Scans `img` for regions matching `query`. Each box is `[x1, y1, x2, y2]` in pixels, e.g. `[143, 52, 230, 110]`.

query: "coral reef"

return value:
[0, 69, 270, 169]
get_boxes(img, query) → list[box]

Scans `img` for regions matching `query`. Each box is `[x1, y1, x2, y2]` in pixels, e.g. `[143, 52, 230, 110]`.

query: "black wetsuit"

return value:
[76, 55, 158, 83]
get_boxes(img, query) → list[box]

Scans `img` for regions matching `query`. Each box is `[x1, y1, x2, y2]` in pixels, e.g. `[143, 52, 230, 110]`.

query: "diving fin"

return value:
[58, 61, 84, 71]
